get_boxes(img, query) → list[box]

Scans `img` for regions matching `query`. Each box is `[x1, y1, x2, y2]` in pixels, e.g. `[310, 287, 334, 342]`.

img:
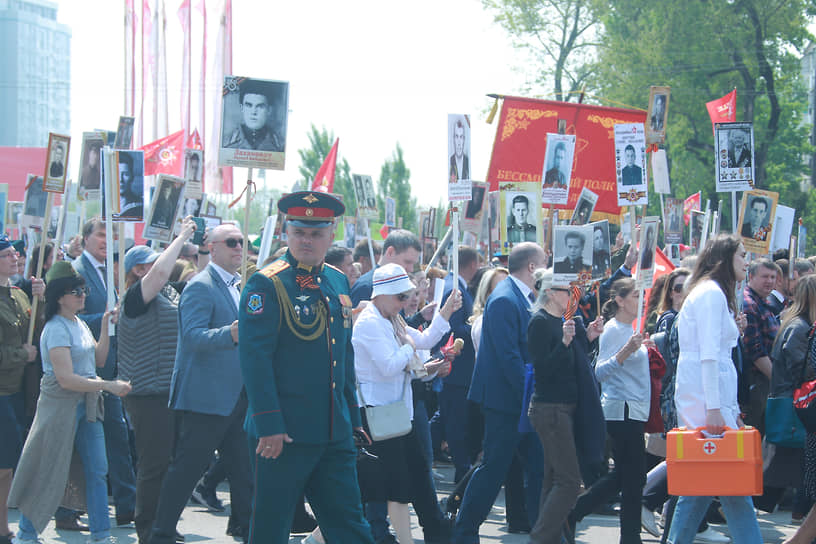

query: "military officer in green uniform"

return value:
[238, 191, 374, 544]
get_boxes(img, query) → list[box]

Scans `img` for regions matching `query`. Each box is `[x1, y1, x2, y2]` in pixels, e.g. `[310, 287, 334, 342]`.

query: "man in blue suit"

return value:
[148, 223, 252, 544]
[435, 247, 480, 483]
[350, 229, 421, 307]
[453, 242, 547, 544]
[73, 219, 137, 526]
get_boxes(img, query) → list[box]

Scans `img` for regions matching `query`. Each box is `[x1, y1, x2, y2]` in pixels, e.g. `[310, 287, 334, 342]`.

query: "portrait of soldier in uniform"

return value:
[222, 79, 284, 152]
[506, 194, 537, 243]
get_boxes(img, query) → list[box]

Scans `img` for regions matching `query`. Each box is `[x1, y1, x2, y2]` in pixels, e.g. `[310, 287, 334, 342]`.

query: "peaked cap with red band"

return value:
[278, 191, 345, 228]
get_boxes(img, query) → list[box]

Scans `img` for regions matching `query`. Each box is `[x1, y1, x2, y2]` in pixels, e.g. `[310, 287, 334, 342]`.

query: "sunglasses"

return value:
[216, 238, 244, 248]
[550, 287, 570, 293]
[67, 287, 89, 297]
[396, 293, 411, 301]
[672, 284, 684, 293]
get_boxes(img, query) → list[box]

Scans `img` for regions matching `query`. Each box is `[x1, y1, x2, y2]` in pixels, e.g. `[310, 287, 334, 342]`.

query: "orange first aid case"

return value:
[666, 427, 762, 496]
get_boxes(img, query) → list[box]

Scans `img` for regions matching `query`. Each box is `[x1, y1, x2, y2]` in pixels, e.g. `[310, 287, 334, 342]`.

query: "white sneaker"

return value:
[641, 506, 660, 537]
[693, 526, 731, 543]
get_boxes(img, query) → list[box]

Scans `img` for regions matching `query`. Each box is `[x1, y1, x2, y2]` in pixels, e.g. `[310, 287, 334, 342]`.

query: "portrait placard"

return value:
[614, 123, 648, 206]
[78, 132, 105, 201]
[352, 174, 379, 220]
[570, 187, 599, 225]
[552, 224, 593, 286]
[183, 148, 204, 199]
[541, 133, 575, 205]
[43, 133, 71, 193]
[180, 196, 204, 218]
[715, 122, 754, 192]
[738, 189, 778, 254]
[690, 210, 704, 251]
[499, 182, 542, 255]
[589, 220, 611, 279]
[219, 76, 289, 170]
[770, 204, 794, 254]
[143, 175, 187, 243]
[22, 175, 47, 226]
[114, 150, 144, 221]
[651, 148, 671, 194]
[463, 181, 488, 233]
[645, 86, 670, 146]
[448, 114, 472, 201]
[6, 202, 22, 230]
[664, 197, 683, 244]
[637, 216, 660, 287]
[114, 116, 135, 149]
[385, 197, 396, 227]
[343, 216, 356, 249]
[488, 191, 500, 256]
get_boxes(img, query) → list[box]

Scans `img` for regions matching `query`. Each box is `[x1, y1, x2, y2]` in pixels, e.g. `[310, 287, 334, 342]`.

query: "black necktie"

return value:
[528, 292, 536, 304]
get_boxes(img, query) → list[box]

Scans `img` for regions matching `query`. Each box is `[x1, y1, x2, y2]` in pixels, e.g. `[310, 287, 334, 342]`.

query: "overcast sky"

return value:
[57, 0, 526, 207]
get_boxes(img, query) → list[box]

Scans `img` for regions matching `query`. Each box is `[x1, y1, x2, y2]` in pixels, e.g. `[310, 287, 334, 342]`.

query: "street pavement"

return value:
[8, 463, 799, 543]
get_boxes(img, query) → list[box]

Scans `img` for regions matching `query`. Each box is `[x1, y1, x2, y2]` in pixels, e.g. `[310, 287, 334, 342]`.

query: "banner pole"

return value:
[241, 168, 252, 285]
[452, 206, 459, 284]
[731, 191, 738, 233]
[26, 191, 53, 343]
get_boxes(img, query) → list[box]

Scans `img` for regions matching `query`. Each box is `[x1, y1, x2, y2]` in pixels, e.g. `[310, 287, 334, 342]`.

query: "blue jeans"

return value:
[667, 495, 761, 544]
[453, 407, 543, 544]
[102, 393, 136, 516]
[18, 402, 111, 541]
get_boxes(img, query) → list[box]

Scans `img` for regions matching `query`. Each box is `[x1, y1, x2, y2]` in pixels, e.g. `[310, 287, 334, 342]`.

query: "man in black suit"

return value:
[650, 95, 666, 131]
[621, 145, 642, 186]
[554, 231, 587, 273]
[49, 143, 65, 178]
[449, 118, 470, 182]
[151, 183, 180, 229]
[728, 130, 751, 168]
[544, 142, 567, 186]
[591, 226, 610, 278]
[741, 197, 769, 240]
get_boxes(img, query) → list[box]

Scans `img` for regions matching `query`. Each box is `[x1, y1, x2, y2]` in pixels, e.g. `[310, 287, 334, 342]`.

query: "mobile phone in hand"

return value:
[192, 217, 205, 245]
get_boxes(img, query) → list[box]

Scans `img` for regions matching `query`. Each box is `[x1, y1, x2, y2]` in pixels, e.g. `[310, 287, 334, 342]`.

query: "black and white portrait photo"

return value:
[184, 149, 203, 182]
[78, 132, 105, 200]
[614, 123, 648, 206]
[570, 187, 599, 225]
[448, 114, 470, 182]
[738, 189, 778, 254]
[144, 175, 187, 243]
[6, 202, 22, 229]
[664, 197, 683, 244]
[44, 133, 70, 193]
[352, 174, 378, 220]
[344, 217, 356, 249]
[499, 183, 542, 250]
[553, 225, 593, 282]
[23, 175, 47, 219]
[219, 76, 289, 170]
[114, 116, 135, 150]
[541, 133, 575, 206]
[715, 122, 754, 192]
[181, 197, 203, 218]
[463, 181, 488, 234]
[690, 210, 704, 251]
[115, 150, 144, 221]
[590, 221, 611, 279]
[637, 216, 660, 287]
[385, 197, 396, 227]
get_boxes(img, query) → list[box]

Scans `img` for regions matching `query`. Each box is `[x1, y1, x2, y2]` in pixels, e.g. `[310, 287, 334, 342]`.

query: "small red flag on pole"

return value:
[706, 89, 737, 134]
[311, 138, 339, 193]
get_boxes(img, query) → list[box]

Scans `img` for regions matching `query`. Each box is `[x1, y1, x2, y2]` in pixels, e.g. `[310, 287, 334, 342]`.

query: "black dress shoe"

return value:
[56, 515, 90, 531]
[116, 511, 135, 526]
[226, 523, 248, 540]
[506, 523, 531, 534]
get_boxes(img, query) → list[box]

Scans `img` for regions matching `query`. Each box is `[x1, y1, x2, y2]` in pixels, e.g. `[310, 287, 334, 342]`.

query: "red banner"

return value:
[140, 130, 185, 176]
[311, 138, 339, 193]
[706, 89, 737, 134]
[683, 191, 701, 226]
[487, 96, 647, 220]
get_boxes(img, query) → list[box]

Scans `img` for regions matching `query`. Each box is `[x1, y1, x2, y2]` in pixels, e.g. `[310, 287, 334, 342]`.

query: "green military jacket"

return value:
[238, 251, 361, 444]
[0, 285, 34, 394]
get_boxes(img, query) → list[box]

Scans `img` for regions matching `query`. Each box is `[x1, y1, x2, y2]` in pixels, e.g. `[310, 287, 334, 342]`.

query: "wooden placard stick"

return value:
[26, 191, 54, 343]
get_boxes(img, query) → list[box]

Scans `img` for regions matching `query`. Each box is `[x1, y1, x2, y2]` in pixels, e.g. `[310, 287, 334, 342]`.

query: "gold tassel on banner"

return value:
[486, 95, 500, 124]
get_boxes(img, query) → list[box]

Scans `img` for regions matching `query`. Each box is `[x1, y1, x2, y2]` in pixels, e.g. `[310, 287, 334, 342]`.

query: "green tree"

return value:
[296, 124, 356, 209]
[483, 0, 599, 100]
[377, 144, 416, 231]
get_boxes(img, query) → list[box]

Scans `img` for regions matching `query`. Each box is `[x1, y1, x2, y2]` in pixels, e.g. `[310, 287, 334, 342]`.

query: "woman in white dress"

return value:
[667, 234, 760, 544]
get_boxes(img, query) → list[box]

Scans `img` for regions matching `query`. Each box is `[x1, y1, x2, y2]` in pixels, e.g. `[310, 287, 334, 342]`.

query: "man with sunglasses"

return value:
[238, 191, 374, 544]
[148, 223, 253, 544]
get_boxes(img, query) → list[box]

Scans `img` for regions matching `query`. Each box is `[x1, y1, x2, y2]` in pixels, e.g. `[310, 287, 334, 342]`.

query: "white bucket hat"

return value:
[371, 263, 415, 297]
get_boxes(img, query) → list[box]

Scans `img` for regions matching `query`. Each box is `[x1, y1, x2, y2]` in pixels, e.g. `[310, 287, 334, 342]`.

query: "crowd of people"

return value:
[1, 189, 816, 544]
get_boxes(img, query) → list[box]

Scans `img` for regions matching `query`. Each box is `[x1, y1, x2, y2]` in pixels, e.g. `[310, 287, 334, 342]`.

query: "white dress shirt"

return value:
[509, 274, 534, 307]
[83, 250, 107, 287]
[209, 262, 240, 309]
[675, 279, 740, 429]
[594, 317, 650, 422]
[352, 302, 450, 420]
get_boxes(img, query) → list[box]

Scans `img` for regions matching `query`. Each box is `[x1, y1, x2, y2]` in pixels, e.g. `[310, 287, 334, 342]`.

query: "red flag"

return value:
[683, 192, 701, 226]
[140, 130, 184, 176]
[311, 138, 339, 193]
[706, 89, 736, 134]
[379, 224, 390, 239]
[187, 129, 202, 150]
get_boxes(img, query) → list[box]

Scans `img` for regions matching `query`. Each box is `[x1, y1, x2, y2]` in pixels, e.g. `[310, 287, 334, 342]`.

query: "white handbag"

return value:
[356, 376, 412, 442]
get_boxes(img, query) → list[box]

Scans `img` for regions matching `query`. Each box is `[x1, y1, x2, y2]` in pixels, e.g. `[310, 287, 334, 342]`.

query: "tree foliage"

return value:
[378, 144, 417, 231]
[296, 125, 357, 209]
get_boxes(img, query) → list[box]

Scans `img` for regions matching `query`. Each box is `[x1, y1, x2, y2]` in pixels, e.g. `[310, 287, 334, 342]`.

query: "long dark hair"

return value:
[658, 267, 691, 314]
[601, 278, 637, 321]
[45, 276, 86, 322]
[687, 234, 742, 314]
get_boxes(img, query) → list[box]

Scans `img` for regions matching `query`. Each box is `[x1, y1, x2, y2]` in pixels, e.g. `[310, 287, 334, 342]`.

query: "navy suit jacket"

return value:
[168, 263, 244, 416]
[350, 268, 374, 307]
[467, 276, 531, 416]
[74, 253, 117, 379]
[437, 274, 475, 388]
